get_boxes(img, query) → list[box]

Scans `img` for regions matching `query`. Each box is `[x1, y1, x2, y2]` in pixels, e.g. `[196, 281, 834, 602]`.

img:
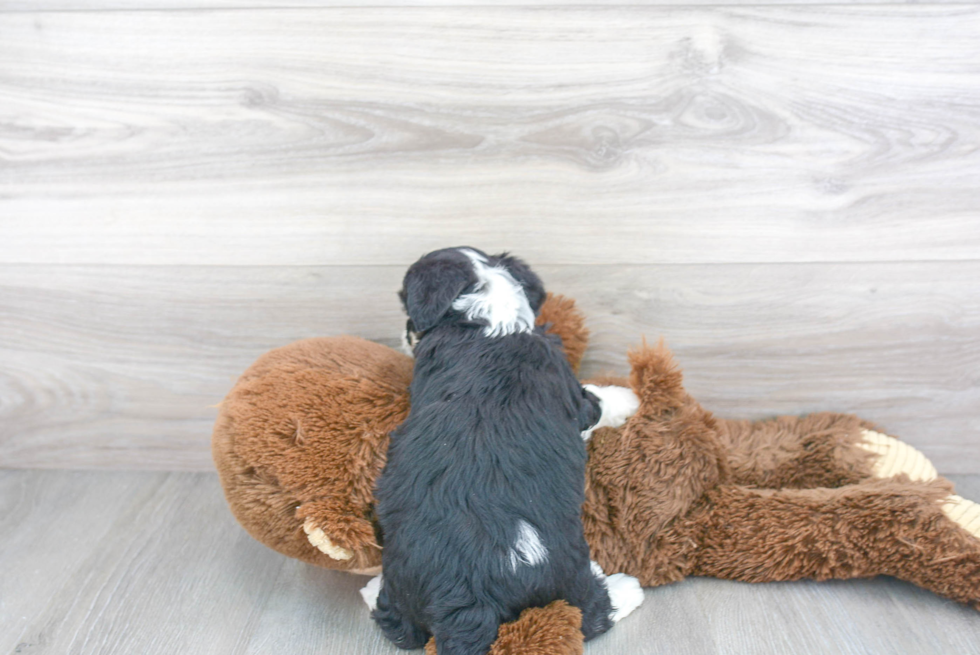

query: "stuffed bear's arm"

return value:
[584, 341, 728, 564]
[296, 499, 379, 565]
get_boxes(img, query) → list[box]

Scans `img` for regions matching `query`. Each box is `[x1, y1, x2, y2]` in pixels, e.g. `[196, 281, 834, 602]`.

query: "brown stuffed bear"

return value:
[212, 294, 980, 655]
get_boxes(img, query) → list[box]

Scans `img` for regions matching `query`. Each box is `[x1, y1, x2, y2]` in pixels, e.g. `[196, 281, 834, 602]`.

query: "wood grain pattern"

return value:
[2, 262, 977, 472]
[2, 7, 979, 265]
[2, 6, 978, 474]
[4, 0, 978, 11]
[2, 470, 979, 655]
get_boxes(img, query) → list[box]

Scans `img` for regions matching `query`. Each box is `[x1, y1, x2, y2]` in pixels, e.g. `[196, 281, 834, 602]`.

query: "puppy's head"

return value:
[398, 247, 545, 347]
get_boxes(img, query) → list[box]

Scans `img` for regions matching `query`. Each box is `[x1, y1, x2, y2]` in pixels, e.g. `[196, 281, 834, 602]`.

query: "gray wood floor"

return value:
[2, 468, 979, 655]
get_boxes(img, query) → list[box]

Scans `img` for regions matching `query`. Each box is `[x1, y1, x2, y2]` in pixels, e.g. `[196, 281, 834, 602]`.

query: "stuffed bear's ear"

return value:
[399, 257, 476, 332]
[495, 253, 546, 314]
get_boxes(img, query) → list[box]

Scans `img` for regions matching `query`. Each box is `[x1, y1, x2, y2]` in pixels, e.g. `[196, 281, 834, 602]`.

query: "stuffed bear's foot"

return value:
[303, 517, 354, 560]
[943, 495, 980, 539]
[857, 431, 980, 539]
[296, 500, 382, 574]
[858, 430, 938, 482]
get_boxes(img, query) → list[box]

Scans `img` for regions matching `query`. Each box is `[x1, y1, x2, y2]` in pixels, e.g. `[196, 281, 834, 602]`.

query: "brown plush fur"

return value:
[213, 293, 980, 655]
[694, 478, 980, 608]
[580, 343, 980, 609]
[423, 602, 583, 655]
[581, 342, 727, 586]
[718, 413, 878, 488]
[535, 293, 589, 375]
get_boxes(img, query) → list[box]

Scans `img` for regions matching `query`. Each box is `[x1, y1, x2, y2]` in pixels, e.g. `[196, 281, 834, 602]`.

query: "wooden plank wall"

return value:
[1, 3, 978, 471]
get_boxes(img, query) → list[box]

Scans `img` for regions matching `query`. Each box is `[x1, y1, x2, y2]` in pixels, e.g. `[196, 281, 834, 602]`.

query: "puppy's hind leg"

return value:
[566, 561, 615, 641]
[371, 582, 431, 650]
[430, 605, 499, 655]
[575, 562, 644, 640]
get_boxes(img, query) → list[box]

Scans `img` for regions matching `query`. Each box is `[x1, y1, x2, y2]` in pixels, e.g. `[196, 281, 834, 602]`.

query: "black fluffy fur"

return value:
[373, 247, 614, 655]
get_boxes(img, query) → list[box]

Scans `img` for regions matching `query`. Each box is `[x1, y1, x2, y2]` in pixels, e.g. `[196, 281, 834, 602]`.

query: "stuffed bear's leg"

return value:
[693, 479, 980, 609]
[717, 413, 883, 489]
[718, 412, 949, 492]
[856, 429, 939, 482]
[830, 431, 979, 539]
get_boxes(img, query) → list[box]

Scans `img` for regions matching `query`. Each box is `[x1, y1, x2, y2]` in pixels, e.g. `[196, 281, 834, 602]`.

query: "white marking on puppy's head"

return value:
[400, 319, 420, 357]
[452, 249, 535, 338]
[508, 519, 548, 572]
[400, 329, 414, 357]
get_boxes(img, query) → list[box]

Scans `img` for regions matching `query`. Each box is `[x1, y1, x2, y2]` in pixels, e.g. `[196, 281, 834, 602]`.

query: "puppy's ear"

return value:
[401, 258, 476, 332]
[496, 253, 546, 314]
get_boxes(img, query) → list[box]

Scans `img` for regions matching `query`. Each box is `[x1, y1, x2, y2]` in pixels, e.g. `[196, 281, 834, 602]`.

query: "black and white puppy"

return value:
[365, 247, 642, 655]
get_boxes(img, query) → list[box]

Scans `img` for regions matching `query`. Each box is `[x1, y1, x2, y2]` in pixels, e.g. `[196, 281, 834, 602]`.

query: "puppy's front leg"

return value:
[580, 384, 640, 441]
[360, 573, 383, 611]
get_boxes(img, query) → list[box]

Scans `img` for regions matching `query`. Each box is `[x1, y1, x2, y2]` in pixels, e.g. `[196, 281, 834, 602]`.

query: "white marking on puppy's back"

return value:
[508, 520, 548, 571]
[452, 249, 535, 338]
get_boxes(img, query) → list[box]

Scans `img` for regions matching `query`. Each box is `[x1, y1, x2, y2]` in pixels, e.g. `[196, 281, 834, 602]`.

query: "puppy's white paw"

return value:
[605, 573, 644, 622]
[303, 518, 353, 561]
[590, 561, 644, 622]
[602, 386, 641, 427]
[360, 574, 383, 611]
[582, 385, 640, 440]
